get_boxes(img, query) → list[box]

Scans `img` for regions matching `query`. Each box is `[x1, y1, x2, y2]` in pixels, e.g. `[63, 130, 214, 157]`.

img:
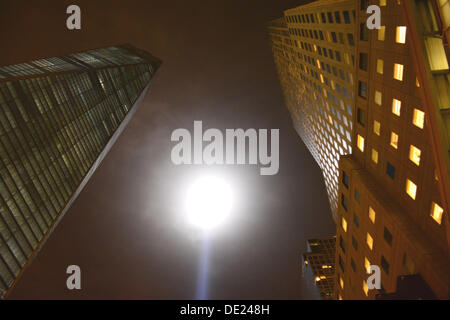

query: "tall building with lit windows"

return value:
[0, 45, 161, 298]
[269, 0, 358, 220]
[302, 237, 336, 299]
[334, 0, 450, 300]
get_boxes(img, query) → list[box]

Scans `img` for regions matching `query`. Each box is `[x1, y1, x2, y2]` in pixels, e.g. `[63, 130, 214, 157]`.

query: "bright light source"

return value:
[185, 176, 233, 230]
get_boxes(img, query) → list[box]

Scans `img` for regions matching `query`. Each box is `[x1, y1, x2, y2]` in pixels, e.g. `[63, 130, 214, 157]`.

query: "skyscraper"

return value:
[0, 45, 161, 298]
[269, 0, 357, 220]
[302, 237, 336, 300]
[270, 0, 450, 299]
[335, 0, 449, 300]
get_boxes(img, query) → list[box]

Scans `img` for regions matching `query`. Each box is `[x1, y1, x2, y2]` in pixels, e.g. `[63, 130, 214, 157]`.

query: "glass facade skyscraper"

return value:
[0, 44, 161, 298]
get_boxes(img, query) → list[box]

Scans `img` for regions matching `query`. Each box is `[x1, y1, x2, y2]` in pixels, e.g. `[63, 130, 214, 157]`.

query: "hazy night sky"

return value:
[1, 0, 336, 299]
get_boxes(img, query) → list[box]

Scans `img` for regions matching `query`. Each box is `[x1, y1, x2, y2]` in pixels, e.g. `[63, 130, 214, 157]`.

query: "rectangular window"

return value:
[354, 190, 360, 203]
[387, 162, 396, 179]
[327, 12, 334, 23]
[364, 257, 371, 273]
[353, 213, 359, 228]
[380, 0, 386, 6]
[390, 132, 399, 149]
[373, 120, 380, 135]
[363, 280, 369, 296]
[359, 53, 369, 71]
[377, 59, 384, 74]
[396, 26, 407, 44]
[378, 26, 386, 41]
[406, 179, 417, 200]
[430, 202, 444, 225]
[340, 236, 346, 253]
[339, 255, 345, 271]
[347, 33, 355, 46]
[352, 236, 358, 250]
[384, 227, 393, 246]
[409, 145, 421, 166]
[374, 90, 382, 106]
[342, 171, 349, 188]
[366, 233, 374, 250]
[342, 217, 348, 232]
[393, 63, 404, 81]
[392, 99, 402, 116]
[372, 149, 379, 164]
[369, 206, 376, 223]
[413, 109, 425, 129]
[334, 11, 341, 23]
[341, 194, 348, 211]
[358, 81, 367, 99]
[357, 134, 365, 152]
[361, 0, 369, 10]
[357, 108, 366, 126]
[381, 255, 390, 274]
[343, 11, 351, 24]
[351, 258, 356, 271]
[360, 23, 369, 41]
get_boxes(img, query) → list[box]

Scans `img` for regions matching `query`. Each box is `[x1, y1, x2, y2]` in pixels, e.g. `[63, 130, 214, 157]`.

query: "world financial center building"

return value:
[0, 45, 161, 298]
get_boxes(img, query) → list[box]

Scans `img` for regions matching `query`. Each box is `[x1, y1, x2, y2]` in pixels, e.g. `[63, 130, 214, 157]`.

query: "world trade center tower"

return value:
[0, 45, 161, 298]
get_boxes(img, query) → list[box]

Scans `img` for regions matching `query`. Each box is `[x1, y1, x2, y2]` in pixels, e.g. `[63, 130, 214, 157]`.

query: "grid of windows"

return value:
[271, 0, 357, 218]
[0, 46, 160, 297]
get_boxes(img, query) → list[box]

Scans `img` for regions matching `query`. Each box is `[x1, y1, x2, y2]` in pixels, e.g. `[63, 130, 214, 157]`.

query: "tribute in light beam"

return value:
[185, 176, 233, 230]
[185, 175, 233, 299]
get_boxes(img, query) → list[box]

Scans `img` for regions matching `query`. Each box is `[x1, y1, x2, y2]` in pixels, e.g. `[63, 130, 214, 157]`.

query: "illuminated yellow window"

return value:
[364, 257, 371, 273]
[393, 63, 404, 81]
[392, 99, 401, 116]
[320, 74, 324, 83]
[313, 44, 317, 52]
[363, 280, 369, 296]
[371, 149, 379, 164]
[409, 145, 421, 166]
[380, 0, 386, 5]
[416, 77, 420, 87]
[374, 91, 382, 106]
[357, 135, 365, 152]
[390, 132, 399, 149]
[406, 179, 417, 200]
[342, 217, 348, 232]
[340, 276, 344, 289]
[378, 26, 386, 41]
[344, 53, 350, 65]
[430, 202, 443, 225]
[369, 206, 376, 223]
[373, 121, 380, 136]
[413, 109, 425, 129]
[396, 26, 407, 44]
[317, 59, 321, 68]
[366, 233, 373, 250]
[376, 59, 384, 74]
[338, 294, 343, 300]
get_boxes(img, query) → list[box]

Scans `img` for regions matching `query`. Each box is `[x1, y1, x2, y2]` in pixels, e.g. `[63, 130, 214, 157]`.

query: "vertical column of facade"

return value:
[334, 0, 449, 300]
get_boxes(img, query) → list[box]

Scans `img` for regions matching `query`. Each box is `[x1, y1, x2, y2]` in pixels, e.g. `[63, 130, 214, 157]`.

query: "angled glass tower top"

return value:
[0, 45, 161, 298]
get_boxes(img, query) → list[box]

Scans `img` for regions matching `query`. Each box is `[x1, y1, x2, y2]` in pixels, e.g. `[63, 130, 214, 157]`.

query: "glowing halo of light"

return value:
[185, 175, 233, 230]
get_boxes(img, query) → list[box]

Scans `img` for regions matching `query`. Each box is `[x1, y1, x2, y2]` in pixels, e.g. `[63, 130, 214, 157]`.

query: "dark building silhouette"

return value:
[0, 45, 161, 298]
